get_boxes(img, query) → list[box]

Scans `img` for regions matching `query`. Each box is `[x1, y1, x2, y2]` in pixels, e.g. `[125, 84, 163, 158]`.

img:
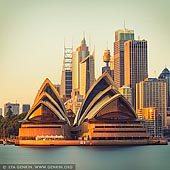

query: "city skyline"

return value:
[0, 0, 170, 111]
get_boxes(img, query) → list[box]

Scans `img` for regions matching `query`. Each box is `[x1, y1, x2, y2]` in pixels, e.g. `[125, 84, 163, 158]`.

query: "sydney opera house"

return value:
[17, 72, 162, 146]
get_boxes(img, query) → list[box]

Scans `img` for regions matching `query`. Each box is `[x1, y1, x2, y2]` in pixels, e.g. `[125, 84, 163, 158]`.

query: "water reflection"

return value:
[0, 145, 169, 170]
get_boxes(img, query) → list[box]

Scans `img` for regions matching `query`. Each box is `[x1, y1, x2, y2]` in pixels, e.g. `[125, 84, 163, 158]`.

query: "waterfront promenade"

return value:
[1, 137, 168, 146]
[15, 138, 168, 146]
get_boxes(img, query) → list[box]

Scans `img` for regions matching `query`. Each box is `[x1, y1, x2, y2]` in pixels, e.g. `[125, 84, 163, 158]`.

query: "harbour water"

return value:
[0, 144, 170, 170]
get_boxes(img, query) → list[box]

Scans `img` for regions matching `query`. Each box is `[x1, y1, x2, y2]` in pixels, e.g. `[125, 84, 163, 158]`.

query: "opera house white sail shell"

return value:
[73, 72, 150, 142]
[19, 78, 71, 139]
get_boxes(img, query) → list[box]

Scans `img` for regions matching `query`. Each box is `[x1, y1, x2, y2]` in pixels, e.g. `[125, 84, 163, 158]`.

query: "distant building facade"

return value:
[60, 47, 73, 99]
[65, 89, 84, 114]
[114, 28, 134, 88]
[110, 55, 114, 79]
[167, 116, 170, 128]
[80, 54, 95, 98]
[124, 40, 148, 108]
[72, 37, 90, 92]
[72, 37, 95, 99]
[119, 85, 132, 105]
[136, 78, 167, 137]
[54, 84, 60, 94]
[22, 104, 30, 113]
[158, 68, 170, 114]
[138, 107, 157, 137]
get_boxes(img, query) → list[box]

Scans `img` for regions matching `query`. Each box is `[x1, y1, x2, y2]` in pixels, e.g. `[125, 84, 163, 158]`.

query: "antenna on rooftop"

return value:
[124, 19, 126, 30]
[123, 20, 127, 40]
[89, 34, 91, 52]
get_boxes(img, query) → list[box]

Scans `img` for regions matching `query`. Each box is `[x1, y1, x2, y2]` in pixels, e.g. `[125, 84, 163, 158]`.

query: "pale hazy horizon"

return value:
[0, 0, 170, 113]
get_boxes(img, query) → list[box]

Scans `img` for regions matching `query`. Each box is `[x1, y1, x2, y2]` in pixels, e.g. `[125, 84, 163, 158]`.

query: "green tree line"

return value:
[0, 112, 27, 138]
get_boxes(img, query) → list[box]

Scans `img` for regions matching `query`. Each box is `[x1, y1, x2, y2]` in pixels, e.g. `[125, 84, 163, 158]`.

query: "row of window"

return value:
[95, 126, 143, 128]
[92, 137, 149, 140]
[26, 126, 62, 128]
[93, 131, 146, 133]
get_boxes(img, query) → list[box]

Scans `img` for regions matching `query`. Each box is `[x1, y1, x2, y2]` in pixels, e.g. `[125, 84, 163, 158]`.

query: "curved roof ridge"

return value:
[76, 85, 119, 126]
[162, 67, 169, 73]
[38, 92, 68, 120]
[35, 78, 66, 111]
[83, 71, 118, 102]
[87, 93, 121, 119]
[87, 94, 137, 120]
[119, 94, 136, 117]
[25, 101, 65, 121]
[25, 99, 65, 120]
[34, 78, 62, 103]
[24, 78, 69, 124]
[42, 101, 66, 120]
[75, 72, 117, 125]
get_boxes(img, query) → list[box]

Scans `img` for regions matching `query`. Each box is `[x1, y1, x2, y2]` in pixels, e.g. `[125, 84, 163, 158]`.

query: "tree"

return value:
[0, 112, 27, 138]
[5, 105, 13, 117]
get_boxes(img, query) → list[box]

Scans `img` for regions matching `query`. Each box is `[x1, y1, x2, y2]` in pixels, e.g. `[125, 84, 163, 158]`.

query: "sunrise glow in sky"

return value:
[0, 0, 170, 111]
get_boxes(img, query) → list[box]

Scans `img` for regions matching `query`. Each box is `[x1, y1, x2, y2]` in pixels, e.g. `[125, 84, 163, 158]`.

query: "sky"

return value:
[0, 0, 170, 113]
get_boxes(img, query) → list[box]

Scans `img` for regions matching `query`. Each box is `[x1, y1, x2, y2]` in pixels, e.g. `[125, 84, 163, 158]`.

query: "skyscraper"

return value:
[54, 84, 60, 94]
[114, 28, 134, 88]
[72, 37, 90, 92]
[60, 46, 73, 99]
[72, 50, 79, 91]
[124, 40, 148, 107]
[76, 37, 90, 61]
[158, 68, 170, 114]
[119, 85, 132, 105]
[80, 54, 95, 97]
[22, 104, 30, 113]
[136, 78, 167, 136]
[138, 107, 157, 137]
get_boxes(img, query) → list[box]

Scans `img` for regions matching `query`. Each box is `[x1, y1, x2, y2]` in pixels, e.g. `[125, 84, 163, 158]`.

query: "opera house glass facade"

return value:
[18, 72, 150, 145]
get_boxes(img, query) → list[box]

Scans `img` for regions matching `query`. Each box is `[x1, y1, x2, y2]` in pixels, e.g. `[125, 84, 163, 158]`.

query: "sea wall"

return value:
[16, 139, 162, 146]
